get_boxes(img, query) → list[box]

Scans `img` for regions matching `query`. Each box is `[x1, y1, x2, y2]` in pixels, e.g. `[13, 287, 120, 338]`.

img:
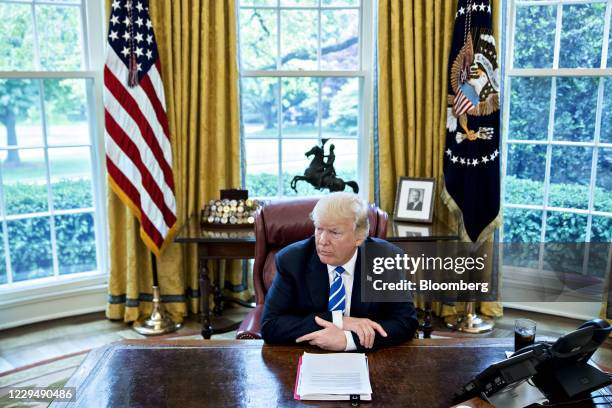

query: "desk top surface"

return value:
[49, 338, 551, 408]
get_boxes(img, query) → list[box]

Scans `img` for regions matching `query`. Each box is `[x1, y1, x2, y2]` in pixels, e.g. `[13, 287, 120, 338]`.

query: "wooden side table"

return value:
[386, 218, 459, 338]
[175, 215, 255, 338]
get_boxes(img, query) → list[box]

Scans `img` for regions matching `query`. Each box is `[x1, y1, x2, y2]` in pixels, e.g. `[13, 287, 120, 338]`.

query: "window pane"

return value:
[321, 77, 358, 138]
[281, 138, 358, 196]
[245, 139, 279, 197]
[49, 147, 93, 210]
[591, 215, 612, 242]
[503, 208, 542, 243]
[602, 78, 612, 144]
[505, 144, 546, 205]
[554, 77, 598, 142]
[239, 2, 364, 200]
[0, 228, 5, 285]
[326, 138, 357, 182]
[609, 20, 612, 68]
[559, 3, 605, 69]
[44, 78, 90, 145]
[513, 5, 556, 69]
[2, 148, 49, 215]
[56, 213, 96, 275]
[281, 138, 322, 196]
[508, 77, 550, 140]
[322, 0, 359, 5]
[8, 217, 53, 282]
[281, 0, 317, 5]
[503, 210, 541, 269]
[239, 9, 277, 70]
[281, 77, 318, 137]
[280, 10, 317, 70]
[545, 212, 587, 243]
[588, 216, 612, 278]
[240, 0, 276, 5]
[542, 242, 584, 275]
[321, 10, 359, 70]
[594, 148, 611, 213]
[0, 79, 43, 148]
[549, 146, 592, 210]
[42, 0, 81, 3]
[241, 77, 278, 138]
[0, 3, 35, 70]
[36, 5, 83, 70]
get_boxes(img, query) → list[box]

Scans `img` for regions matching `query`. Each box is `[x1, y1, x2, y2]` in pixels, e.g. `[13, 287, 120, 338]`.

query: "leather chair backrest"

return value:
[252, 197, 388, 304]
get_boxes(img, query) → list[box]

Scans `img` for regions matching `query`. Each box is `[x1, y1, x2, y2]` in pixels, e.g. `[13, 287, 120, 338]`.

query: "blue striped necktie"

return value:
[328, 266, 346, 312]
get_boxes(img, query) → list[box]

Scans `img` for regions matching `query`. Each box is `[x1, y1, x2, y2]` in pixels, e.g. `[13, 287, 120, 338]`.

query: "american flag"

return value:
[453, 82, 480, 117]
[104, 0, 177, 256]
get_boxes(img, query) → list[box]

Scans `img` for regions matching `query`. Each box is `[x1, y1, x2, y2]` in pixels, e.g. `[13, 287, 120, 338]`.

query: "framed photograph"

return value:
[393, 223, 432, 238]
[393, 177, 436, 223]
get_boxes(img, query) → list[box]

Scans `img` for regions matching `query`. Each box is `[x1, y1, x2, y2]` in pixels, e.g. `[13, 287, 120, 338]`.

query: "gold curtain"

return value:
[106, 0, 242, 322]
[377, 0, 502, 318]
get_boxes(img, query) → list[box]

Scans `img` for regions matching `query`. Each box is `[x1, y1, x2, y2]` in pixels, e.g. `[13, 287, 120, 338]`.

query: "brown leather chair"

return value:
[236, 197, 388, 339]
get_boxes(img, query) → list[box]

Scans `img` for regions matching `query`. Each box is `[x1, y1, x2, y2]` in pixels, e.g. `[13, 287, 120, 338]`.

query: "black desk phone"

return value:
[454, 319, 612, 403]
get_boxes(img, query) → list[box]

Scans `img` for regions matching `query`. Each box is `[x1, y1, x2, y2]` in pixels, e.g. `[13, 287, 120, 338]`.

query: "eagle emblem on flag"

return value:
[443, 0, 501, 243]
[447, 31, 500, 143]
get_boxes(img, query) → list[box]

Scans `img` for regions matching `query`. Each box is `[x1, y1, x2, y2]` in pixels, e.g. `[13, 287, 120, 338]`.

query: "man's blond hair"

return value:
[310, 192, 369, 239]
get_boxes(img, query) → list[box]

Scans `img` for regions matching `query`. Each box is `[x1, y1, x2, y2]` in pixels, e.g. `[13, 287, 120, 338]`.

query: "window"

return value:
[0, 0, 106, 287]
[238, 0, 373, 197]
[502, 0, 611, 276]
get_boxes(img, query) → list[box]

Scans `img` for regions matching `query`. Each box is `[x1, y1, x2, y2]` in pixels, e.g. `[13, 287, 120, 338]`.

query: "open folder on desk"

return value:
[294, 352, 372, 401]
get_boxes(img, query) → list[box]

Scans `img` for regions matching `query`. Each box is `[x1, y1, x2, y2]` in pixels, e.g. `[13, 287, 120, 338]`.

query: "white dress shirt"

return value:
[326, 249, 358, 351]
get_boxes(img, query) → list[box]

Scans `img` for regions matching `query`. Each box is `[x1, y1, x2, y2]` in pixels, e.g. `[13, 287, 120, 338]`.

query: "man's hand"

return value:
[342, 316, 387, 349]
[295, 316, 347, 351]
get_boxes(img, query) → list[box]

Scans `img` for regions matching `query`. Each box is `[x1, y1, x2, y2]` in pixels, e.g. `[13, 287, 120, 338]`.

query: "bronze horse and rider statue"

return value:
[290, 139, 359, 193]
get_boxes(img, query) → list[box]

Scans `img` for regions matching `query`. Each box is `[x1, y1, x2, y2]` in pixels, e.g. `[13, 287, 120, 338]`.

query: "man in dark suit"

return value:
[406, 188, 423, 211]
[261, 192, 418, 352]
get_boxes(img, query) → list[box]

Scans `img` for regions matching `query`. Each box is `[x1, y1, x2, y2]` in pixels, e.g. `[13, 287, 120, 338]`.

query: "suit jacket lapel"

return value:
[307, 250, 329, 310]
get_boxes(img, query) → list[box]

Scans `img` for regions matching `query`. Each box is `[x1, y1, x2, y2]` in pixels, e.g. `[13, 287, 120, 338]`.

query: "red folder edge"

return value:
[293, 355, 303, 400]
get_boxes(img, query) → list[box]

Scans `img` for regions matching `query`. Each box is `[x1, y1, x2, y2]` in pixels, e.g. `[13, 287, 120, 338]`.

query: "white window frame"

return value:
[238, 0, 374, 200]
[502, 0, 612, 244]
[501, 0, 611, 318]
[0, 0, 108, 329]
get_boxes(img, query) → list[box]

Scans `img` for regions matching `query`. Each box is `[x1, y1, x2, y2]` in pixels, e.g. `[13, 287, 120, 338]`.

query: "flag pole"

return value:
[444, 240, 495, 333]
[105, 0, 180, 336]
[441, 0, 499, 333]
[133, 252, 180, 335]
[444, 301, 494, 333]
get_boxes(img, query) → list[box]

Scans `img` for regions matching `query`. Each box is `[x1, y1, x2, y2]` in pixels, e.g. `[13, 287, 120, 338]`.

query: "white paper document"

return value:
[295, 352, 372, 401]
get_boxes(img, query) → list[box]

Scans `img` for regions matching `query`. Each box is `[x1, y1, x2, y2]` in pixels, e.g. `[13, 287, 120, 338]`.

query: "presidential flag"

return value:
[104, 0, 177, 256]
[443, 0, 501, 242]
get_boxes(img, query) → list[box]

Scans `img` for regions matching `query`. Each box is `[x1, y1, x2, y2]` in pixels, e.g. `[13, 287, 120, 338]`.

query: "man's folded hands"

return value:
[342, 316, 387, 349]
[296, 316, 347, 351]
[296, 316, 388, 350]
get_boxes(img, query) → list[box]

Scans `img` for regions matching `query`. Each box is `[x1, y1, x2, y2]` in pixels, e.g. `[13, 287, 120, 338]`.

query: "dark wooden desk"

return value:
[175, 215, 255, 339]
[51, 338, 611, 408]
